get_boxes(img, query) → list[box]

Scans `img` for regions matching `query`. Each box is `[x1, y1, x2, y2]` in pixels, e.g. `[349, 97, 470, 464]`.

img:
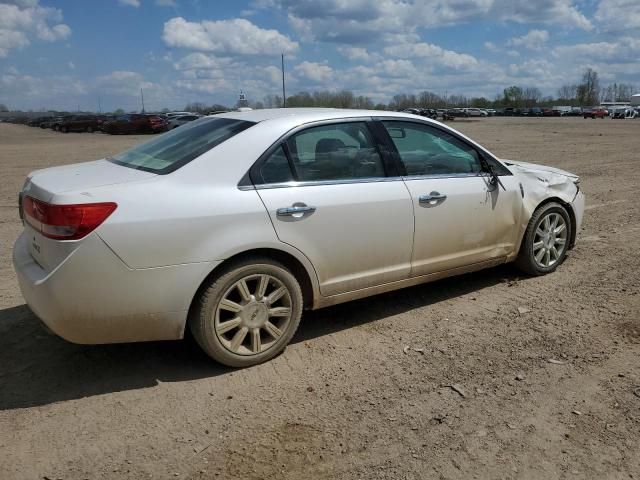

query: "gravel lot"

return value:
[1, 118, 638, 480]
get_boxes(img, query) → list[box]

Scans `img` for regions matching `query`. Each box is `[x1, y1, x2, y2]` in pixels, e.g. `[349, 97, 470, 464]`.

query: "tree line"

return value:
[178, 69, 634, 113]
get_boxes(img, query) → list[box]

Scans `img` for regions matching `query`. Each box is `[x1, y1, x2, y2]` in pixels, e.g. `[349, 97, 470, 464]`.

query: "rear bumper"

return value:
[12, 232, 215, 344]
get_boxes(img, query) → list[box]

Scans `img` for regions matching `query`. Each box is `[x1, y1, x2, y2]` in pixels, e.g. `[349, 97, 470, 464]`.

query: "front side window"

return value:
[109, 117, 254, 174]
[285, 122, 385, 182]
[382, 121, 481, 176]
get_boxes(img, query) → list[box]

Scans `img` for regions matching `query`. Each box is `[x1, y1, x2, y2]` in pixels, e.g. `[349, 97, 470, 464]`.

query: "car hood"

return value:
[501, 159, 579, 182]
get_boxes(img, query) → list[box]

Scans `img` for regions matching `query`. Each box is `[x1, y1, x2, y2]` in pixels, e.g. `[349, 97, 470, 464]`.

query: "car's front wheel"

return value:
[515, 202, 572, 275]
[190, 257, 303, 367]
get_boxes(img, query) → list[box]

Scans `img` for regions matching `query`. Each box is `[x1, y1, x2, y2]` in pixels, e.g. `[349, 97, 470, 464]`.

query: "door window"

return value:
[382, 121, 481, 176]
[286, 122, 385, 182]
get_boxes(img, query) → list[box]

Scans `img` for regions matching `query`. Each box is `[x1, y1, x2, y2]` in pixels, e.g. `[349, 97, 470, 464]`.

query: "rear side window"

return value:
[285, 122, 385, 182]
[109, 117, 254, 174]
[260, 146, 294, 184]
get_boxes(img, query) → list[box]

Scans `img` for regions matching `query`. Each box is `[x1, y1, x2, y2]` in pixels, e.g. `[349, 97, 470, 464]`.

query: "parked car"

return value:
[610, 107, 628, 119]
[523, 107, 543, 117]
[168, 114, 202, 130]
[583, 108, 608, 119]
[46, 116, 66, 130]
[14, 108, 585, 367]
[58, 115, 102, 133]
[463, 108, 486, 117]
[103, 114, 168, 134]
[27, 117, 50, 127]
[503, 107, 523, 116]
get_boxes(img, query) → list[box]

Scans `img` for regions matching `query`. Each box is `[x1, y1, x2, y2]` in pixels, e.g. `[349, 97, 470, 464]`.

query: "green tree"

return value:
[503, 86, 525, 107]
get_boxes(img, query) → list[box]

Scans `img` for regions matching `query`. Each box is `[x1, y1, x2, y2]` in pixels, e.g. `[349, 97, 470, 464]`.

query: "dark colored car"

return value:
[103, 114, 168, 134]
[43, 116, 66, 130]
[27, 117, 50, 127]
[58, 115, 102, 133]
[583, 108, 608, 119]
[523, 107, 543, 117]
[503, 107, 523, 116]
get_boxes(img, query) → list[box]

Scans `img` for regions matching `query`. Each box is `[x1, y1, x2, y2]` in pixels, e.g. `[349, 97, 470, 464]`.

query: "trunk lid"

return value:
[23, 159, 156, 202]
[20, 159, 156, 272]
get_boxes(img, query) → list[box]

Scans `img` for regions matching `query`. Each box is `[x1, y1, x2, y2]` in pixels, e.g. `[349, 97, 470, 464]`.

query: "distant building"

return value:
[631, 94, 640, 106]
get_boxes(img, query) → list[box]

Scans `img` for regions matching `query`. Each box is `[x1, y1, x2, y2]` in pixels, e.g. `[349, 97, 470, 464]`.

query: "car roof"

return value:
[213, 108, 418, 125]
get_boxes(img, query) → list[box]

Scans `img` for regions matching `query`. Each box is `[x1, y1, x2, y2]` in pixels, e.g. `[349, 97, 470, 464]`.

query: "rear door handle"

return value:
[276, 205, 316, 217]
[419, 192, 447, 205]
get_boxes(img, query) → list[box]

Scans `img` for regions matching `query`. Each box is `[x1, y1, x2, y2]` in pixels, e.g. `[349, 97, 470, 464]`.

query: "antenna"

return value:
[281, 53, 286, 108]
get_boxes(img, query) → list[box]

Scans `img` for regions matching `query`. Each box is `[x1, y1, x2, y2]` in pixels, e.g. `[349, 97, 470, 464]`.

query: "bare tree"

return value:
[557, 84, 577, 101]
[523, 87, 542, 107]
[577, 68, 600, 105]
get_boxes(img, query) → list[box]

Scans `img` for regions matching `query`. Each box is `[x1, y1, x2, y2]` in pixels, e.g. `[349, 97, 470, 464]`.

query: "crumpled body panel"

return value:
[502, 159, 583, 258]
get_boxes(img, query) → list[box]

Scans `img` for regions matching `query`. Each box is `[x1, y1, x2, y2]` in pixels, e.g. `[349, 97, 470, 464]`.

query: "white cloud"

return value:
[0, 1, 71, 57]
[383, 42, 479, 70]
[507, 29, 549, 50]
[118, 0, 140, 7]
[484, 41, 498, 51]
[96, 70, 155, 96]
[264, 0, 591, 44]
[162, 17, 298, 55]
[295, 61, 333, 83]
[595, 0, 640, 31]
[337, 46, 371, 61]
[67, 60, 75, 69]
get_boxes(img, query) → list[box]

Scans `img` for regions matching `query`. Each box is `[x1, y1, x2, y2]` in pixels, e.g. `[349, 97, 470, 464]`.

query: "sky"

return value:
[0, 0, 638, 112]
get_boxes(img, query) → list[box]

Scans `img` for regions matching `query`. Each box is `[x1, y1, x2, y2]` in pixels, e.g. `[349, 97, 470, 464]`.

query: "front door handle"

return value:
[276, 204, 316, 217]
[419, 192, 447, 205]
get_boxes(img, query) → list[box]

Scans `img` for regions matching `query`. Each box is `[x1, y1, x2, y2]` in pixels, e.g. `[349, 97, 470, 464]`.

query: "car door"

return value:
[253, 120, 414, 297]
[380, 120, 522, 277]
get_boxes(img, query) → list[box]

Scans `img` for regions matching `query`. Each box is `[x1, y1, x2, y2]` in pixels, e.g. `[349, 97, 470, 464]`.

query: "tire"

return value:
[61, 126, 68, 133]
[190, 257, 303, 367]
[515, 202, 572, 276]
[86, 126, 93, 133]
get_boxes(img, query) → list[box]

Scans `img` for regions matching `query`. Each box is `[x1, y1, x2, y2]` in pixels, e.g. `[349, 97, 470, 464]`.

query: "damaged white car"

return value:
[13, 109, 585, 367]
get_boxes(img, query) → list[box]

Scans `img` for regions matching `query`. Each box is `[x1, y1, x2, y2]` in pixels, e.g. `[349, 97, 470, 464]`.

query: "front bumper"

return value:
[13, 232, 215, 344]
[572, 189, 586, 242]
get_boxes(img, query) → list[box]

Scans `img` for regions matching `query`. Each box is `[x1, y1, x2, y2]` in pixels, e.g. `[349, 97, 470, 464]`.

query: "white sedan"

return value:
[167, 113, 202, 129]
[13, 108, 585, 367]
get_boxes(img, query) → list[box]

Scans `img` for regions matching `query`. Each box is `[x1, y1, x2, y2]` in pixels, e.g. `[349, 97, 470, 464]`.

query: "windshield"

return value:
[109, 117, 255, 174]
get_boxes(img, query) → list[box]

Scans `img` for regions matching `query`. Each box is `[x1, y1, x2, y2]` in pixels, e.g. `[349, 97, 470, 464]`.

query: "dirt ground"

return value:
[0, 118, 638, 480]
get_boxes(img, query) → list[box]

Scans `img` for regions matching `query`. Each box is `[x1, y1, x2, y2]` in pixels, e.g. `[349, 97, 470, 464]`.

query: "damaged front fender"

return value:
[502, 159, 584, 256]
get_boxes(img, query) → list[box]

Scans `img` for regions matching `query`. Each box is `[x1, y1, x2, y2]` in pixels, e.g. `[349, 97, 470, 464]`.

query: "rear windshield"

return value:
[108, 117, 255, 174]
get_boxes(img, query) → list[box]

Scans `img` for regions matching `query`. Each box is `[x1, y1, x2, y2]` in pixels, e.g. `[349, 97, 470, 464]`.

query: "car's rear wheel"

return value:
[515, 202, 572, 276]
[190, 258, 303, 367]
[60, 126, 68, 133]
[86, 126, 93, 133]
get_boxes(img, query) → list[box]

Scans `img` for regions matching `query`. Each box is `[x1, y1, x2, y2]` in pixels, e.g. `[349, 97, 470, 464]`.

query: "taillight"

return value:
[22, 196, 117, 240]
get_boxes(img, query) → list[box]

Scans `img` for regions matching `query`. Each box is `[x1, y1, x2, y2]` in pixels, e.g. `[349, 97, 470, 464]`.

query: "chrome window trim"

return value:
[238, 172, 492, 190]
[402, 172, 491, 181]
[240, 176, 405, 191]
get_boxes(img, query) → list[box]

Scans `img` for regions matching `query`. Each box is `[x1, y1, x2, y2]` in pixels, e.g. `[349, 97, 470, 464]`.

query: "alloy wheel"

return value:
[214, 274, 292, 356]
[532, 212, 568, 268]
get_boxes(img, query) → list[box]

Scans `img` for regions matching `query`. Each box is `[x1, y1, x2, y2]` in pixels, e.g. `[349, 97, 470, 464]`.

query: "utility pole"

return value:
[98, 95, 102, 114]
[140, 88, 145, 113]
[281, 53, 286, 108]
